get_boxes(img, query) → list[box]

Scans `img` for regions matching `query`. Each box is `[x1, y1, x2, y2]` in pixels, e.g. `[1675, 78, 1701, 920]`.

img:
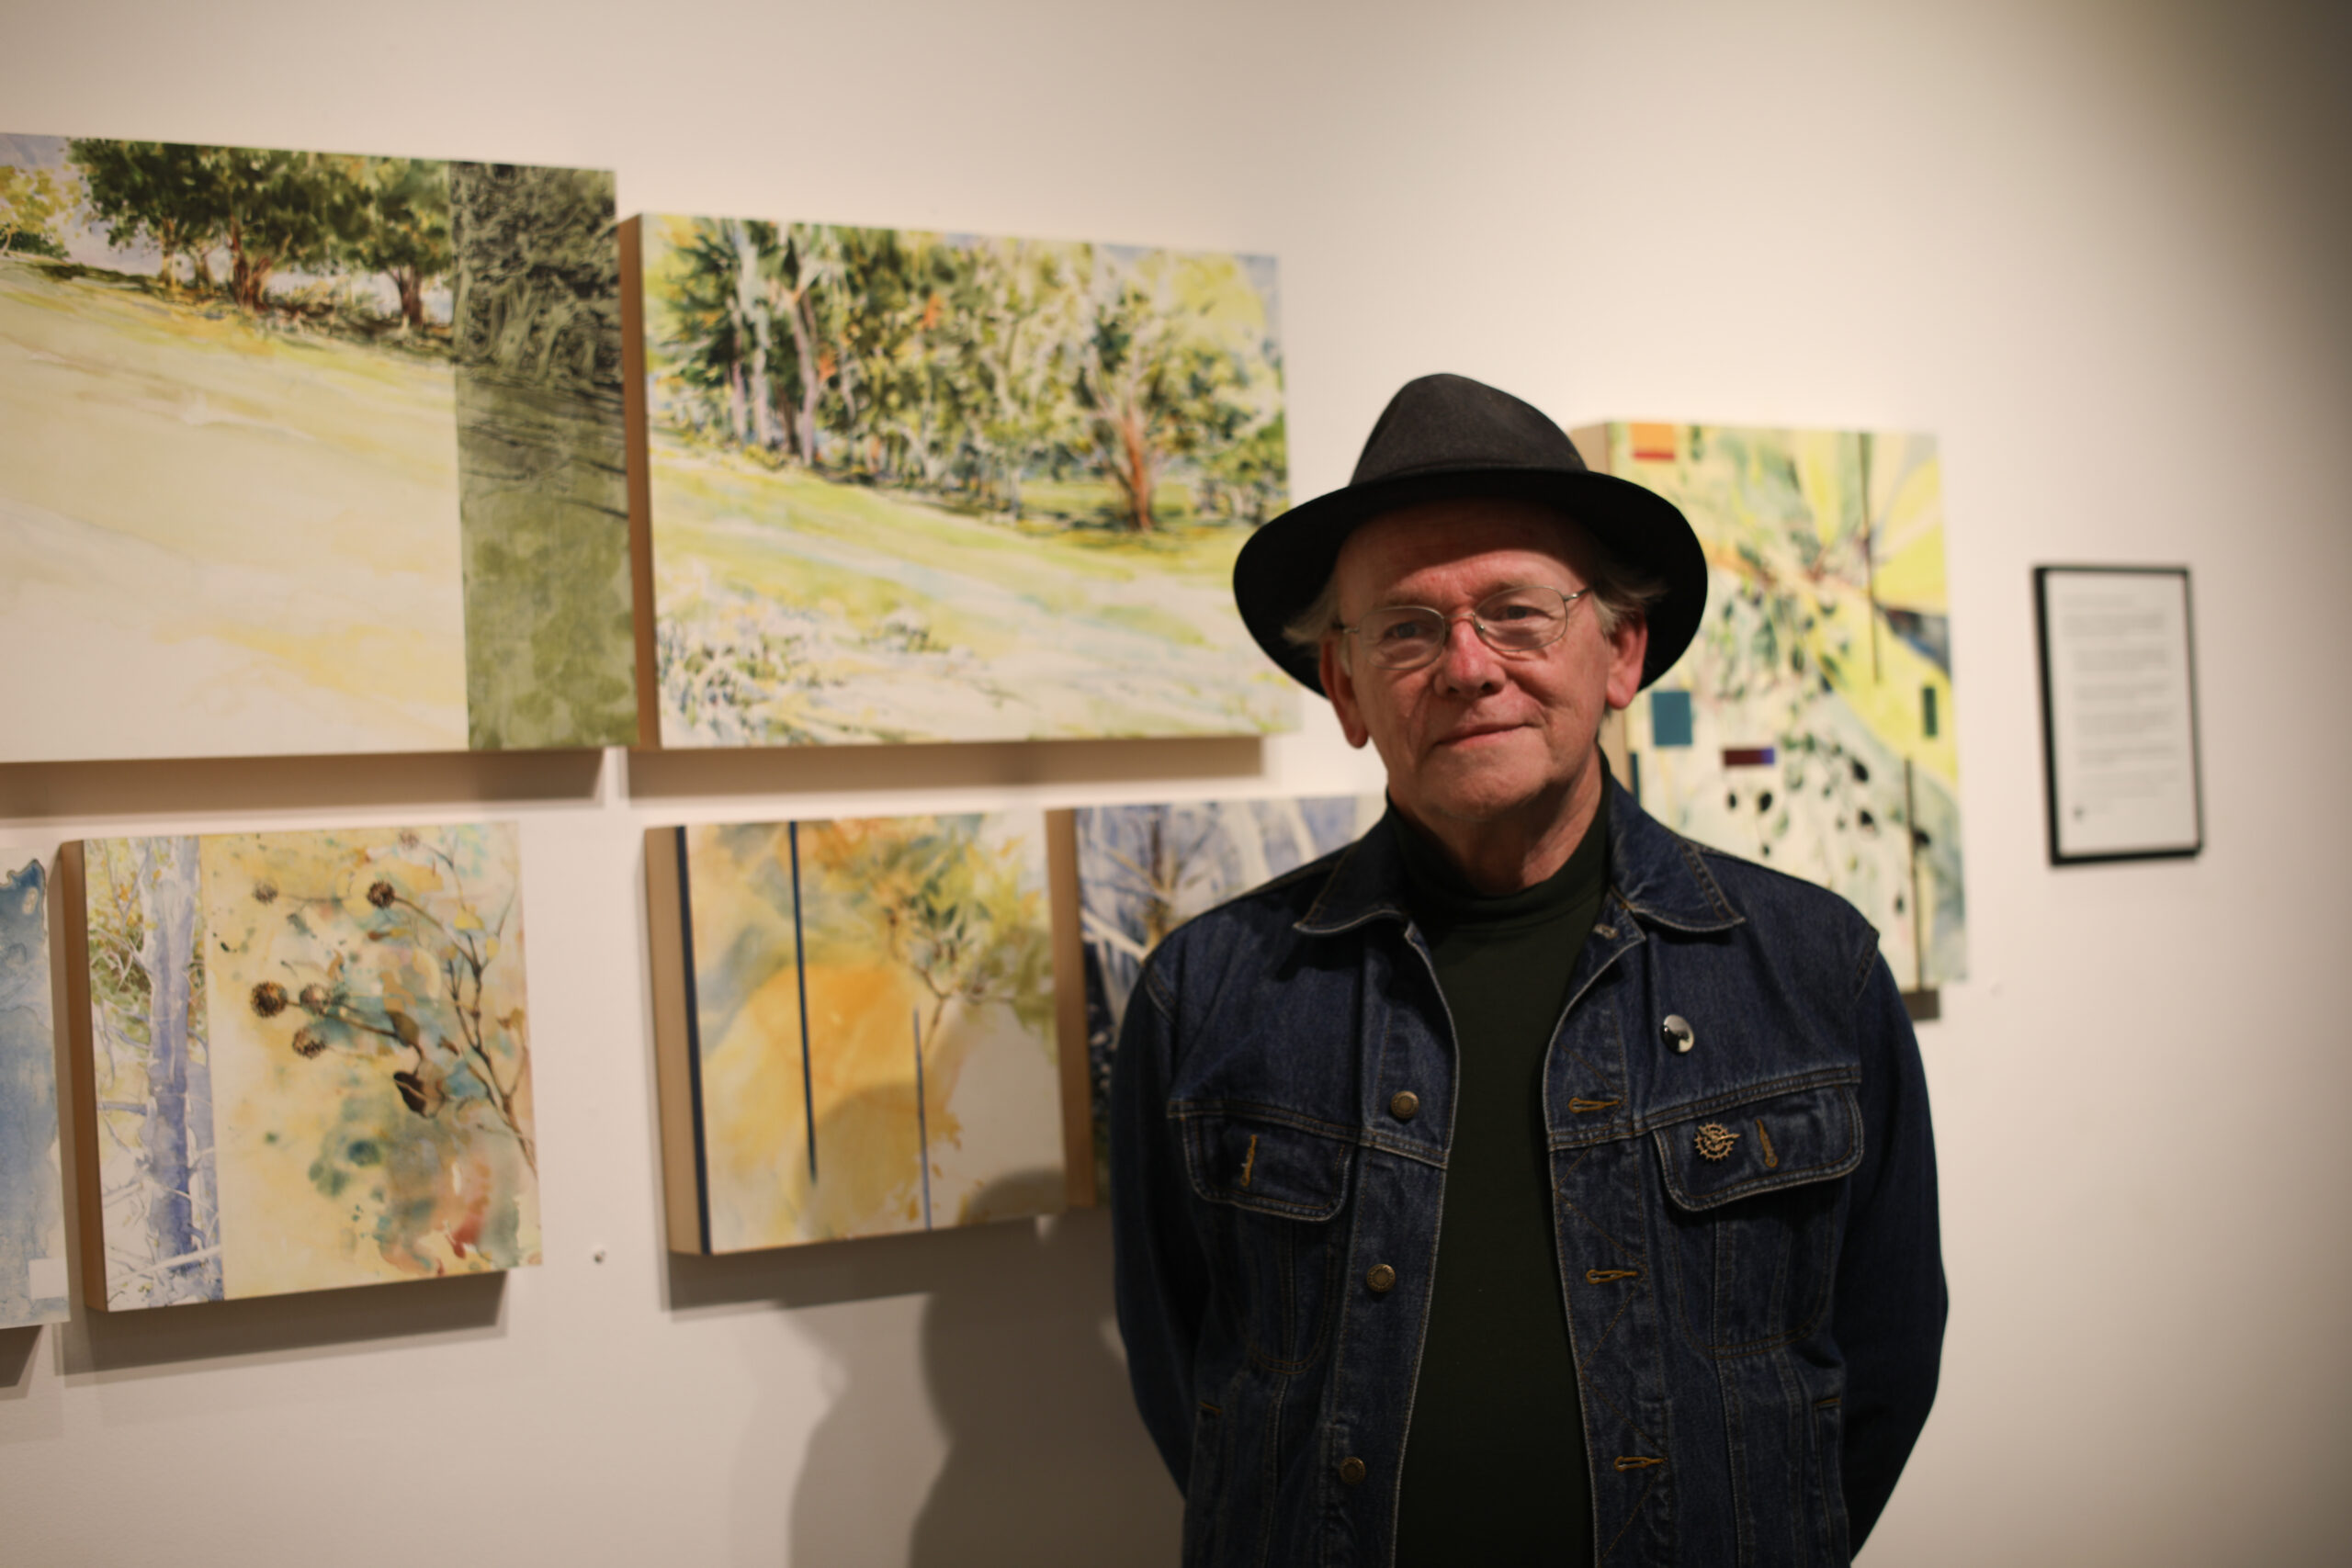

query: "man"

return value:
[1110, 374, 1944, 1566]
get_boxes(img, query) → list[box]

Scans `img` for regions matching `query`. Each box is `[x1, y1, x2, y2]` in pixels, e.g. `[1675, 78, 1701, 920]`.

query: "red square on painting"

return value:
[1629, 423, 1678, 463]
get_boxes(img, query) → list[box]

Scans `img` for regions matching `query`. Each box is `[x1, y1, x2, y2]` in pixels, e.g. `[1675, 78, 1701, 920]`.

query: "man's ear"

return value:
[1604, 615, 1649, 712]
[1319, 637, 1372, 749]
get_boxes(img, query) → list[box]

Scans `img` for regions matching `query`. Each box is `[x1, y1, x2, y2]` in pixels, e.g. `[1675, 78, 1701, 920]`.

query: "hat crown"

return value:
[1351, 373, 1590, 487]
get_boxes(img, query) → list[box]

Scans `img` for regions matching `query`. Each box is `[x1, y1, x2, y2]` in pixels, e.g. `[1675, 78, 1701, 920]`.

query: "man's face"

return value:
[1318, 498, 1648, 836]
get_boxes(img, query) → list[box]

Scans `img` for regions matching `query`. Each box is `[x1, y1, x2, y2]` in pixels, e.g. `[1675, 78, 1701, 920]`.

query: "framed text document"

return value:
[2035, 566, 2204, 863]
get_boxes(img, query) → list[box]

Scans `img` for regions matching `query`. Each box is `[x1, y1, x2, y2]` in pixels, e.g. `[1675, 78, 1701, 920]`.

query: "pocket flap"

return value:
[1653, 1084, 1862, 1211]
[1177, 1105, 1353, 1221]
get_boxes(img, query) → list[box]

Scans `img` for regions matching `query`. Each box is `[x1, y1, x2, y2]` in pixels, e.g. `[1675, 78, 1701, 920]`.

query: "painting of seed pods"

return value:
[64, 823, 536, 1309]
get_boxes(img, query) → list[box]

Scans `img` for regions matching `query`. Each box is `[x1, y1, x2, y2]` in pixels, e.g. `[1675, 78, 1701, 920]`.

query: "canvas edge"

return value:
[620, 216, 663, 751]
[1044, 809, 1095, 1210]
[1569, 423, 1636, 787]
[52, 841, 116, 1313]
[642, 826, 709, 1254]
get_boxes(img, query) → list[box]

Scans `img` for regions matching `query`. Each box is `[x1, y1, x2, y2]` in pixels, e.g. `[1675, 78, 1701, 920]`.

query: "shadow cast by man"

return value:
[771, 1187, 1179, 1566]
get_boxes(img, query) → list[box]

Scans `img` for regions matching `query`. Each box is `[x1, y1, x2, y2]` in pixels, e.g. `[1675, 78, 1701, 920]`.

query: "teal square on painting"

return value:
[1650, 689, 1694, 748]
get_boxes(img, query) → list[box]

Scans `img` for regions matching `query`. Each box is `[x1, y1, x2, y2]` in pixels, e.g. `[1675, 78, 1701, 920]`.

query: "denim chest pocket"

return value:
[1175, 1103, 1355, 1373]
[1651, 1082, 1862, 1357]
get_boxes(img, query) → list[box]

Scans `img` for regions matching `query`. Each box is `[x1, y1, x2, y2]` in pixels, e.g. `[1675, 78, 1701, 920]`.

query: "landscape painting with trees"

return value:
[1579, 423, 1965, 992]
[652, 813, 1063, 1252]
[72, 823, 537, 1309]
[636, 216, 1295, 745]
[0, 133, 634, 762]
[1, 846, 69, 1328]
[1074, 795, 1380, 1190]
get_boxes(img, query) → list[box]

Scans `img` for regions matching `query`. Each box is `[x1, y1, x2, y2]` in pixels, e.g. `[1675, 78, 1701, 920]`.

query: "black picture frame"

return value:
[2033, 565, 2204, 865]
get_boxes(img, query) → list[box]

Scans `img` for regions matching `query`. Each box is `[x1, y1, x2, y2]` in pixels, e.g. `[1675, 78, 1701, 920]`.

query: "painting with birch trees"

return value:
[1075, 795, 1380, 1191]
[1, 846, 70, 1326]
[0, 133, 633, 762]
[76, 823, 537, 1308]
[637, 217, 1294, 745]
[663, 813, 1061, 1252]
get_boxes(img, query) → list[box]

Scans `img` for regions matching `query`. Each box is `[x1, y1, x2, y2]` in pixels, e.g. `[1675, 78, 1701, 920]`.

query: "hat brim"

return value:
[1233, 464, 1710, 695]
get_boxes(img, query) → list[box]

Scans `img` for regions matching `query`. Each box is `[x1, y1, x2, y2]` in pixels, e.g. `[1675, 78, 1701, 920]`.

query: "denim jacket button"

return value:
[1338, 1456, 1367, 1486]
[1662, 1013, 1695, 1054]
[1388, 1090, 1419, 1122]
[1365, 1263, 1396, 1294]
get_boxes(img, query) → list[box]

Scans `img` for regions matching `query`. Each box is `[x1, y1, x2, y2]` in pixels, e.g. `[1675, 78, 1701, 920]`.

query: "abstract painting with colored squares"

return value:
[1577, 423, 1965, 992]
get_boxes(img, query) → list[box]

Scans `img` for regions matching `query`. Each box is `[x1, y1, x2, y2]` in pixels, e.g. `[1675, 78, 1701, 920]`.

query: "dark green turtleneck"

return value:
[1392, 786, 1609, 1568]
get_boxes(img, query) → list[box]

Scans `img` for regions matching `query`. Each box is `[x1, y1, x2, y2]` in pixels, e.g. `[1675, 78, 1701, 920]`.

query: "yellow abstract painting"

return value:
[662, 813, 1062, 1253]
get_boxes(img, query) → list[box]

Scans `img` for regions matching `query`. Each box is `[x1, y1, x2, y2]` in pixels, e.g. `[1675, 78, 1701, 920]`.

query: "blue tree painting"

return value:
[1074, 794, 1380, 1193]
[2, 850, 71, 1326]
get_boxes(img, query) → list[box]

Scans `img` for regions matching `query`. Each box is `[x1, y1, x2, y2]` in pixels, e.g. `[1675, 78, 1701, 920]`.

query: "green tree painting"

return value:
[641, 217, 1295, 747]
[0, 132, 636, 764]
[449, 163, 635, 750]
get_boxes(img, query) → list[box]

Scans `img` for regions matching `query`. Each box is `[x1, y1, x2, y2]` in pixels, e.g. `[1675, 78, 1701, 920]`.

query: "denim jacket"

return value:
[1111, 776, 1944, 1566]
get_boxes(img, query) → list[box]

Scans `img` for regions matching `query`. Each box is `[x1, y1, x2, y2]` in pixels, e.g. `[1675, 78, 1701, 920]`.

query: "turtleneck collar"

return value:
[1391, 784, 1611, 933]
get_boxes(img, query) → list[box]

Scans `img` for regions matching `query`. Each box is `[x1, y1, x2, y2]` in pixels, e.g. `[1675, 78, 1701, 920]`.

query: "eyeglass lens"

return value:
[1356, 586, 1578, 669]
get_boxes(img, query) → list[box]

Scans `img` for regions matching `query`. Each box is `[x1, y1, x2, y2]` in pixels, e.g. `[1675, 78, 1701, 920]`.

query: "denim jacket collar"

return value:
[1295, 772, 1744, 939]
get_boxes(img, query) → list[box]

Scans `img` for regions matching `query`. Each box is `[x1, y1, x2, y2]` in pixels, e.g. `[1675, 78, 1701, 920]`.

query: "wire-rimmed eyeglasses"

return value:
[1338, 585, 1590, 671]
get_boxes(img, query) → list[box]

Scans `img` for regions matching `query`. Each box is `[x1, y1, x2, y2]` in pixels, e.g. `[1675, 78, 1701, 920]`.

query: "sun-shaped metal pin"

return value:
[1694, 1122, 1741, 1162]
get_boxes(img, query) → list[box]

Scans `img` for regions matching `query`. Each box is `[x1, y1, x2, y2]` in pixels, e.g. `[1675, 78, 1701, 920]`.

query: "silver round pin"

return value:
[1662, 1014, 1695, 1054]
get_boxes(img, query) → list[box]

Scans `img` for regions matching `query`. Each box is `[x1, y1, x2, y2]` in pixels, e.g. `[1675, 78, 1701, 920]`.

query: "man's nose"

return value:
[1432, 615, 1502, 694]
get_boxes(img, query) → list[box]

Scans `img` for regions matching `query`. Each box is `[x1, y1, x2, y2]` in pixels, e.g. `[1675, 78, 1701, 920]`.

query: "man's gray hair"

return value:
[1279, 522, 1668, 660]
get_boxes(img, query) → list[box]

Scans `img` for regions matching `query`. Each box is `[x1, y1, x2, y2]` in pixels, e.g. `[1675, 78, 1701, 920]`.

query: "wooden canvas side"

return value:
[1571, 424, 1629, 790]
[1045, 809, 1096, 1210]
[1598, 707, 1632, 790]
[53, 843, 108, 1312]
[621, 217, 662, 750]
[643, 827, 708, 1253]
[1568, 423, 1617, 476]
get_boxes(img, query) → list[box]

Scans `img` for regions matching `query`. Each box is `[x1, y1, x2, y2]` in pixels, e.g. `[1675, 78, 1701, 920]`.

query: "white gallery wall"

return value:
[4, 0, 2348, 1562]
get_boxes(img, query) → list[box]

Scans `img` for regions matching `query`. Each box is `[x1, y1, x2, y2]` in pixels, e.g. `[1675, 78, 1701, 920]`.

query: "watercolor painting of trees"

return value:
[72, 823, 537, 1308]
[1, 847, 70, 1327]
[1579, 423, 1965, 991]
[650, 813, 1063, 1253]
[1074, 795, 1381, 1192]
[0, 133, 633, 762]
[635, 217, 1295, 746]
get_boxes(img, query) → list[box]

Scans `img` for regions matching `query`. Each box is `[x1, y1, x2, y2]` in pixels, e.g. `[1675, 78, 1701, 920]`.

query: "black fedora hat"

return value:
[1234, 374, 1707, 694]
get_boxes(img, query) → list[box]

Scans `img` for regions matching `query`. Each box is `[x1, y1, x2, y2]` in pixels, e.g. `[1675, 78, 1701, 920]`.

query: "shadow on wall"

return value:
[906, 1199, 1178, 1566]
[59, 1271, 507, 1376]
[0, 1325, 37, 1394]
[0, 748, 605, 820]
[654, 1071, 1183, 1568]
[626, 733, 1263, 804]
[674, 1186, 1181, 1565]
